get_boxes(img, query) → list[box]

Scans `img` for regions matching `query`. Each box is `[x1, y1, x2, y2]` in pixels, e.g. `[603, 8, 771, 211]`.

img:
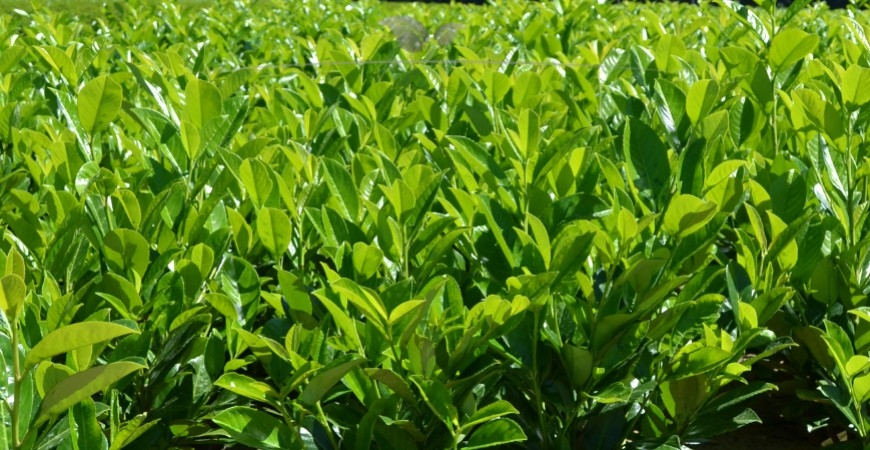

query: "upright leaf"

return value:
[769, 28, 818, 73]
[256, 208, 292, 257]
[78, 75, 123, 135]
[184, 78, 223, 129]
[623, 117, 670, 208]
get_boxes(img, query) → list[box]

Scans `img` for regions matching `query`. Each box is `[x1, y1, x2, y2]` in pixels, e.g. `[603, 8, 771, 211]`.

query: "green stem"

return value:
[531, 310, 549, 450]
[11, 320, 20, 449]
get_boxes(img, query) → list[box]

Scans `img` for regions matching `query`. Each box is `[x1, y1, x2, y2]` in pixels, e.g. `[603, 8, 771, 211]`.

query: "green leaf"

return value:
[239, 158, 274, 209]
[78, 75, 123, 135]
[686, 79, 719, 126]
[412, 377, 459, 430]
[669, 345, 731, 379]
[660, 374, 707, 428]
[215, 372, 279, 405]
[0, 274, 25, 321]
[180, 120, 202, 160]
[183, 78, 223, 129]
[35, 362, 146, 427]
[853, 373, 870, 404]
[72, 398, 106, 450]
[780, 0, 813, 28]
[299, 355, 365, 405]
[365, 368, 415, 403]
[256, 207, 292, 257]
[464, 418, 526, 449]
[769, 28, 819, 73]
[321, 158, 360, 221]
[25, 322, 138, 371]
[841, 64, 870, 111]
[212, 406, 299, 449]
[5, 248, 25, 279]
[35, 363, 74, 398]
[562, 344, 594, 388]
[352, 242, 383, 281]
[109, 413, 159, 450]
[663, 194, 718, 238]
[623, 117, 670, 208]
[688, 407, 762, 439]
[104, 229, 151, 276]
[460, 400, 519, 432]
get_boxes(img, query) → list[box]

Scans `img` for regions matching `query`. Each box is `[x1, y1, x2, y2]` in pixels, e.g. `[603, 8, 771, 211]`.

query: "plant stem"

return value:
[11, 320, 20, 449]
[531, 310, 549, 450]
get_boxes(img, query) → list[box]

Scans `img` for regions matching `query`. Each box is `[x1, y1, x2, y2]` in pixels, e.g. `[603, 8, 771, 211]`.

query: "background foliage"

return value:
[2, 0, 870, 448]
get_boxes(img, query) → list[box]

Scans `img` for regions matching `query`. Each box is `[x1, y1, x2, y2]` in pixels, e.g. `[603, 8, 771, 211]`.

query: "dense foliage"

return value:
[2, 0, 870, 448]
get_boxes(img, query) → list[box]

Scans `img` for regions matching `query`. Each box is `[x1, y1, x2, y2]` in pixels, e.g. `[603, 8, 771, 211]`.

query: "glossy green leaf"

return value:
[352, 242, 383, 280]
[841, 64, 870, 111]
[184, 78, 223, 129]
[104, 229, 151, 276]
[256, 207, 292, 256]
[464, 418, 526, 449]
[769, 28, 819, 72]
[0, 274, 25, 321]
[212, 406, 298, 449]
[239, 158, 274, 209]
[623, 117, 670, 208]
[78, 75, 123, 135]
[663, 194, 717, 238]
[35, 362, 146, 427]
[25, 322, 138, 371]
[321, 158, 360, 220]
[686, 79, 719, 126]
[109, 413, 159, 450]
[460, 400, 519, 432]
[215, 372, 279, 405]
[299, 355, 365, 405]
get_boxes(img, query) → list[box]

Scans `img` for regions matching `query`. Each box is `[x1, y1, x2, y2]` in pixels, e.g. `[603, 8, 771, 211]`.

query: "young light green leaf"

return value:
[180, 120, 202, 160]
[184, 78, 223, 129]
[663, 194, 717, 238]
[215, 372, 279, 405]
[352, 242, 384, 281]
[24, 322, 138, 370]
[0, 274, 25, 321]
[256, 207, 292, 257]
[686, 79, 719, 126]
[769, 28, 819, 73]
[104, 229, 151, 276]
[841, 64, 870, 111]
[239, 158, 274, 209]
[5, 248, 25, 279]
[78, 75, 123, 135]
